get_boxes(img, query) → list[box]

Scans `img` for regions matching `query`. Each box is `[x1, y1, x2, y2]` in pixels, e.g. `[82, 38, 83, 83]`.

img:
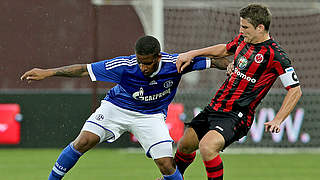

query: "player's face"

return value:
[136, 54, 161, 76]
[239, 18, 261, 44]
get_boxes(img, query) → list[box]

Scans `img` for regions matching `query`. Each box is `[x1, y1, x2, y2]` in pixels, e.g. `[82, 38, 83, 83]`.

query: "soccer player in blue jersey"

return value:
[21, 35, 229, 180]
[173, 4, 302, 180]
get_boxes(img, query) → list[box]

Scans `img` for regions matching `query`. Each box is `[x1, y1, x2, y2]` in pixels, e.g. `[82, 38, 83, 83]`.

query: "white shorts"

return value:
[81, 100, 173, 159]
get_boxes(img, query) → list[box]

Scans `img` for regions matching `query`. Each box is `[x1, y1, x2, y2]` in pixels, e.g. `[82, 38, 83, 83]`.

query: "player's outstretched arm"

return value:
[210, 57, 231, 70]
[20, 64, 88, 83]
[264, 86, 302, 133]
[177, 44, 233, 73]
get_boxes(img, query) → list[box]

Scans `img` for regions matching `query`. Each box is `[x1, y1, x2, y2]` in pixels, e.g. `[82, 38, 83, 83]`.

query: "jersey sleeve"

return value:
[272, 51, 300, 90]
[182, 56, 211, 74]
[87, 56, 130, 83]
[226, 33, 243, 53]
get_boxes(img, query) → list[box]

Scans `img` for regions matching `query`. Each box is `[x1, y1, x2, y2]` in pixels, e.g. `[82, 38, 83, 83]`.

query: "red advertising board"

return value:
[165, 103, 185, 142]
[0, 104, 21, 144]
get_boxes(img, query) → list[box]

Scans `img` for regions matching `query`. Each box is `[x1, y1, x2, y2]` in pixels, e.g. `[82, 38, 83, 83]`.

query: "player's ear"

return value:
[257, 24, 265, 32]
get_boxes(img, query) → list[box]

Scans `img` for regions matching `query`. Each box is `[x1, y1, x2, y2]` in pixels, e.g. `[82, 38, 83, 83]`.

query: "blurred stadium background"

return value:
[1, 0, 320, 179]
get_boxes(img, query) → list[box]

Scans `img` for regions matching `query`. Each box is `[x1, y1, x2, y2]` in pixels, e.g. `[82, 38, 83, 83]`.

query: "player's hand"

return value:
[264, 120, 281, 133]
[176, 51, 195, 73]
[20, 68, 52, 83]
[226, 61, 234, 76]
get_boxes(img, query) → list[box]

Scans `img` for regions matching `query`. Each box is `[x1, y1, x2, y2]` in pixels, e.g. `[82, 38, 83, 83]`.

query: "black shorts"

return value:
[186, 107, 250, 149]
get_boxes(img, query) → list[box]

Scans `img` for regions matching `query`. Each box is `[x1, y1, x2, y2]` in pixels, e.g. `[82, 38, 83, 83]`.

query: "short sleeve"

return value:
[272, 51, 300, 90]
[87, 56, 131, 83]
[182, 56, 211, 74]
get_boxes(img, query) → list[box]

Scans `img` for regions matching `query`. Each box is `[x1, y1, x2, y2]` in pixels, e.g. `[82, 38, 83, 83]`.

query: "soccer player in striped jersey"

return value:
[174, 3, 302, 180]
[21, 35, 229, 180]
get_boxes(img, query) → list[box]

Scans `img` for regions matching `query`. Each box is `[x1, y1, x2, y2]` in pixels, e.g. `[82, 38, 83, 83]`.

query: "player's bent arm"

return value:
[50, 64, 88, 77]
[177, 44, 233, 73]
[21, 64, 88, 82]
[189, 44, 233, 58]
[274, 86, 302, 122]
[264, 86, 302, 133]
[210, 57, 231, 70]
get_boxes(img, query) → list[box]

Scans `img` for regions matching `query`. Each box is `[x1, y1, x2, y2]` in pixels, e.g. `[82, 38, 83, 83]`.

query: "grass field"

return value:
[0, 148, 319, 180]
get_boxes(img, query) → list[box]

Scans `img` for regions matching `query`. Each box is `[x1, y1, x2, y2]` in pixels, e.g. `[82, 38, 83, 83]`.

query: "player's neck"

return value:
[253, 33, 270, 44]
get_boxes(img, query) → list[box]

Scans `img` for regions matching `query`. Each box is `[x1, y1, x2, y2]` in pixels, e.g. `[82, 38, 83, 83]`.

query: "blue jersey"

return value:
[87, 52, 211, 115]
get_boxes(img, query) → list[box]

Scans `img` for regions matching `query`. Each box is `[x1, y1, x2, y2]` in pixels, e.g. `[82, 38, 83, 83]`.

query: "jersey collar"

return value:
[149, 59, 162, 78]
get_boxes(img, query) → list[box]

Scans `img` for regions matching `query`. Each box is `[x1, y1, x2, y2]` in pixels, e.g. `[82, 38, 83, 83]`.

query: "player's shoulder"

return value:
[268, 39, 290, 62]
[238, 33, 245, 41]
[232, 33, 245, 43]
[227, 33, 245, 48]
[105, 55, 137, 67]
[158, 52, 179, 74]
[109, 55, 136, 61]
[161, 52, 178, 64]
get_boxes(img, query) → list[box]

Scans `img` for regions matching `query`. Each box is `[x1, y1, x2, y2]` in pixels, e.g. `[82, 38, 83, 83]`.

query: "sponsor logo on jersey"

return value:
[132, 87, 171, 101]
[234, 68, 257, 83]
[95, 114, 104, 121]
[164, 80, 173, 88]
[237, 56, 248, 70]
[149, 80, 158, 85]
[254, 54, 264, 63]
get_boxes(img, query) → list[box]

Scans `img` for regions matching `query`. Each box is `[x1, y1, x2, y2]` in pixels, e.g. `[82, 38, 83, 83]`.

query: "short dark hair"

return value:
[135, 35, 161, 56]
[240, 3, 271, 31]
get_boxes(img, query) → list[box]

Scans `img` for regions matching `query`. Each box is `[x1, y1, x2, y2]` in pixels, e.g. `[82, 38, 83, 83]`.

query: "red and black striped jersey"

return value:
[209, 33, 300, 126]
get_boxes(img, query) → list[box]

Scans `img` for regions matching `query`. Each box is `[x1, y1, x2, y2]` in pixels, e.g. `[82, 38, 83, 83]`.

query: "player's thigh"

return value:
[199, 130, 225, 153]
[185, 107, 211, 141]
[177, 127, 199, 154]
[207, 112, 248, 149]
[130, 113, 173, 159]
[81, 100, 128, 143]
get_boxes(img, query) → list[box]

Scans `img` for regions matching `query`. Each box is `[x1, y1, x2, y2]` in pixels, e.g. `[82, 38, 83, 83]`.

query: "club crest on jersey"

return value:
[237, 56, 248, 70]
[254, 54, 264, 63]
[163, 80, 173, 88]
